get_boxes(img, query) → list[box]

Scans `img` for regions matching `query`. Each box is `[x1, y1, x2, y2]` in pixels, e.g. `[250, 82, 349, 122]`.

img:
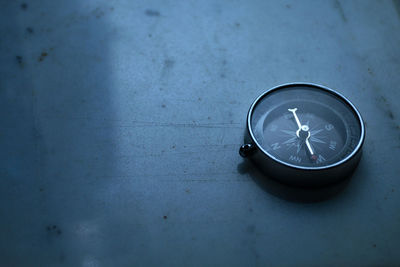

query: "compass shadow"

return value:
[237, 160, 351, 203]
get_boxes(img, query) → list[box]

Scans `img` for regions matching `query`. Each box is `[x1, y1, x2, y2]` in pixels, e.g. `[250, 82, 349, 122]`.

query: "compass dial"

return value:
[249, 84, 363, 169]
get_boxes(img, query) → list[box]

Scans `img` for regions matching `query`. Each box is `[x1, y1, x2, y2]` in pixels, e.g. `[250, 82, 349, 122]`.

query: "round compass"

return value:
[239, 83, 365, 187]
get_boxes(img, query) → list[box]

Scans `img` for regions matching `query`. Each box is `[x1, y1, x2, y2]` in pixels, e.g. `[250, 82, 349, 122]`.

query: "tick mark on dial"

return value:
[316, 154, 326, 164]
[310, 136, 326, 144]
[271, 142, 281, 150]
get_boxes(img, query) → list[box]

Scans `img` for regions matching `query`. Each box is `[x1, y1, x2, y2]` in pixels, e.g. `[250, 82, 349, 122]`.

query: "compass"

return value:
[239, 83, 365, 187]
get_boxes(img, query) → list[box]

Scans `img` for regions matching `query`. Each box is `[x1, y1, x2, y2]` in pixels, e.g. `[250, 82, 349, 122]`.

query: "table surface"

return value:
[1, 0, 400, 266]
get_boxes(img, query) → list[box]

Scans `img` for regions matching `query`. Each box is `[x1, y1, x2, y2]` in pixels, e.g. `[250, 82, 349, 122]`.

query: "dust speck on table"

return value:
[20, 3, 27, 10]
[393, 0, 400, 18]
[333, 0, 347, 22]
[163, 215, 167, 220]
[92, 7, 105, 19]
[46, 224, 62, 236]
[145, 9, 160, 17]
[16, 56, 23, 67]
[246, 225, 255, 233]
[376, 95, 396, 120]
[164, 59, 174, 69]
[388, 111, 395, 120]
[38, 52, 48, 62]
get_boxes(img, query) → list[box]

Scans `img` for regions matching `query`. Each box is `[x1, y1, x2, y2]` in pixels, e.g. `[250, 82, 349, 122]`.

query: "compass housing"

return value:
[240, 83, 365, 187]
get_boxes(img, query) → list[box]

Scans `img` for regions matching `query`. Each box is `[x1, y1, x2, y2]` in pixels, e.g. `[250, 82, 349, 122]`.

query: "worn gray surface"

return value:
[1, 0, 400, 266]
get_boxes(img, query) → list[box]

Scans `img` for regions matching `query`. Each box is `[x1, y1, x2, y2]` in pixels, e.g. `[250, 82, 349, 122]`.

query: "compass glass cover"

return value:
[250, 85, 362, 168]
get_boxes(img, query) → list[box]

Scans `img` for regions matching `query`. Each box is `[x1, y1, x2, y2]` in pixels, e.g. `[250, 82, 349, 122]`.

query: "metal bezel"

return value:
[246, 82, 365, 171]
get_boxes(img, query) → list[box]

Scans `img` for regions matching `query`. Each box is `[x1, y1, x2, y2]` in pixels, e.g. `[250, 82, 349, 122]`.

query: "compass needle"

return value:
[288, 108, 302, 135]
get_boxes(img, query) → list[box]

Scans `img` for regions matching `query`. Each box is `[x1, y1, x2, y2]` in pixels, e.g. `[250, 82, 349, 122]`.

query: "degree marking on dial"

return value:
[309, 136, 326, 144]
[316, 154, 326, 164]
[310, 129, 324, 135]
[329, 140, 337, 150]
[271, 142, 281, 150]
[283, 113, 292, 120]
[281, 129, 296, 136]
[296, 143, 301, 154]
[282, 136, 297, 144]
[289, 155, 302, 163]
[325, 124, 334, 131]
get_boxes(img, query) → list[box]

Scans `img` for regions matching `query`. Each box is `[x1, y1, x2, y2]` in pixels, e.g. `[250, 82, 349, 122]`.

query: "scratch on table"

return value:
[113, 148, 237, 159]
[333, 0, 347, 22]
[97, 172, 243, 180]
[173, 97, 242, 105]
[38, 115, 243, 129]
[102, 121, 243, 129]
[393, 0, 400, 17]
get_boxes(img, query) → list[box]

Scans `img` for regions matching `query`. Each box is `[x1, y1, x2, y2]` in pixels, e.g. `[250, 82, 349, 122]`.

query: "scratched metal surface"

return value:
[1, 0, 400, 266]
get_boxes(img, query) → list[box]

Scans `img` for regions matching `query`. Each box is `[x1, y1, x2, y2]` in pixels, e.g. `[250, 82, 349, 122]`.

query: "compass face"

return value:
[249, 84, 363, 169]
